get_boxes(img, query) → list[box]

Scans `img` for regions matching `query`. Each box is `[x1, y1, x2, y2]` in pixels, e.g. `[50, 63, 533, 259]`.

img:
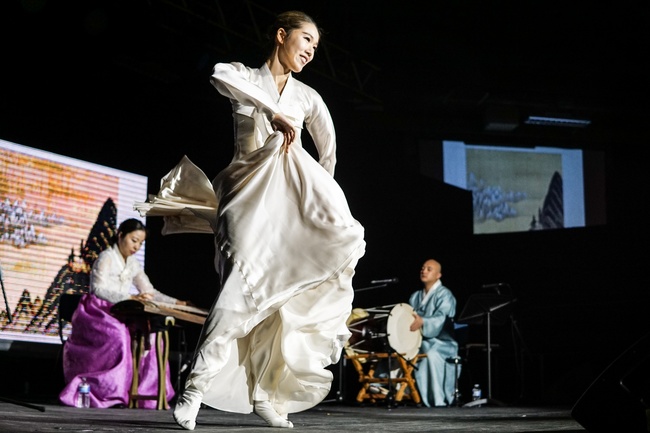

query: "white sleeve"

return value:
[305, 90, 337, 176]
[210, 62, 281, 120]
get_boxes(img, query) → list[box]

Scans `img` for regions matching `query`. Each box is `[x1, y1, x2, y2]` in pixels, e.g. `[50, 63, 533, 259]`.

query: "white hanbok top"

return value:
[90, 243, 177, 305]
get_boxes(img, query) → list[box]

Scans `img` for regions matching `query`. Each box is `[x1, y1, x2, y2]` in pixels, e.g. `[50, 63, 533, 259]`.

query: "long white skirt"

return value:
[135, 132, 365, 415]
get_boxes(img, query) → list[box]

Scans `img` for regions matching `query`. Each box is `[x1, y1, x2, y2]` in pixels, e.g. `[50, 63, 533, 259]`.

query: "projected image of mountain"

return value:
[530, 171, 564, 231]
[0, 198, 116, 340]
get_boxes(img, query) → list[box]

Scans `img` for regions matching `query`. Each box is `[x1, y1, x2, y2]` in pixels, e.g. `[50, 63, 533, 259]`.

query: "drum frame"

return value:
[347, 303, 421, 360]
[346, 306, 392, 354]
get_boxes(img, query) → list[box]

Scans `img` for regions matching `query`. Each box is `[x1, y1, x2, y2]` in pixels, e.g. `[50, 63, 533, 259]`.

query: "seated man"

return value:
[409, 258, 459, 407]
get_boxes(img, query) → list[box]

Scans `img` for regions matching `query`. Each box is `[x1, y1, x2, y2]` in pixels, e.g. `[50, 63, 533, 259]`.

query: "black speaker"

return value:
[571, 332, 650, 432]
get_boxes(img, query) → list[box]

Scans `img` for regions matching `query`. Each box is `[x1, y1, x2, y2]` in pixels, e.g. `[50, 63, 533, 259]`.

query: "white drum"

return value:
[347, 303, 422, 360]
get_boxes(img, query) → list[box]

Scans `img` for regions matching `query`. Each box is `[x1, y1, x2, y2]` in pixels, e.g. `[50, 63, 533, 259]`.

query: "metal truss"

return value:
[149, 0, 381, 104]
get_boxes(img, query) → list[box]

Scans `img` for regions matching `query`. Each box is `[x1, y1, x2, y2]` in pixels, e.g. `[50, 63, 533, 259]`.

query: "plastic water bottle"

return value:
[471, 384, 482, 402]
[76, 377, 90, 408]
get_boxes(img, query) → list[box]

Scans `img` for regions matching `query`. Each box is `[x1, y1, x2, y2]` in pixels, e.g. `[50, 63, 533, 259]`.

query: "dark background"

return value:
[1, 0, 649, 406]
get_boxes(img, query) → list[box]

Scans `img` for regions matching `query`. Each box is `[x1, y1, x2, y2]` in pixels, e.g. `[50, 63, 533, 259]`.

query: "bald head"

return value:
[420, 259, 442, 290]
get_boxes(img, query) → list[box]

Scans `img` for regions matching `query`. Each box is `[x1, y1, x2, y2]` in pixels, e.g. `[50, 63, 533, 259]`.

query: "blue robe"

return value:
[409, 284, 459, 407]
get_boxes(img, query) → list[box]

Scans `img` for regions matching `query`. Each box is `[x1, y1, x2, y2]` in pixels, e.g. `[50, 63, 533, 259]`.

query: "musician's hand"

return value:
[176, 300, 195, 307]
[410, 313, 423, 332]
[133, 293, 153, 302]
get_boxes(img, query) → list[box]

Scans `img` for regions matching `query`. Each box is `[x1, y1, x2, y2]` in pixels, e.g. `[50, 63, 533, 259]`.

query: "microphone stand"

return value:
[0, 263, 44, 411]
[354, 284, 388, 293]
[461, 295, 513, 407]
[0, 396, 45, 412]
[1, 263, 11, 323]
[383, 347, 396, 409]
[320, 355, 346, 404]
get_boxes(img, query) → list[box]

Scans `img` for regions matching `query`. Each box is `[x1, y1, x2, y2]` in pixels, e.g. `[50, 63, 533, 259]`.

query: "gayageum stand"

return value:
[457, 293, 515, 407]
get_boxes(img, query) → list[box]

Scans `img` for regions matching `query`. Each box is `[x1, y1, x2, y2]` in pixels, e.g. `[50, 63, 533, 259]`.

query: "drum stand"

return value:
[346, 349, 425, 408]
[382, 347, 421, 408]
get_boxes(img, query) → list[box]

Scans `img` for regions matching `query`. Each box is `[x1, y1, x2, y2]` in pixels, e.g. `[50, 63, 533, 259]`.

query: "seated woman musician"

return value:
[59, 218, 193, 409]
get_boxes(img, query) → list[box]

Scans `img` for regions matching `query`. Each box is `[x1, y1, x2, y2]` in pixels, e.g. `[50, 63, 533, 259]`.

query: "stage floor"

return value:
[0, 399, 586, 432]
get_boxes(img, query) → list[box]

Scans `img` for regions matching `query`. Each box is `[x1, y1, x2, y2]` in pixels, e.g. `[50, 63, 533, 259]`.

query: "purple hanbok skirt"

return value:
[59, 293, 175, 409]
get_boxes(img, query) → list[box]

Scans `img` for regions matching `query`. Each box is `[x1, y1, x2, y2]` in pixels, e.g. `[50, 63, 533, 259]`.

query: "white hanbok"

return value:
[135, 62, 365, 416]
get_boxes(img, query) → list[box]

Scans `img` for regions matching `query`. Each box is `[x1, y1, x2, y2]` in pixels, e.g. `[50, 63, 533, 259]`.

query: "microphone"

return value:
[481, 283, 504, 289]
[370, 278, 399, 285]
[482, 282, 508, 295]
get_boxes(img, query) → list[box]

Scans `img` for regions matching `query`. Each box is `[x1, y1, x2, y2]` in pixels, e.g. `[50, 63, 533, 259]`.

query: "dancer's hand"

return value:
[271, 113, 295, 153]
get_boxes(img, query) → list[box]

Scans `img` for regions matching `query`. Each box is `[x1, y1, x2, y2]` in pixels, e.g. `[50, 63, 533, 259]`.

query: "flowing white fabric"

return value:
[134, 62, 365, 416]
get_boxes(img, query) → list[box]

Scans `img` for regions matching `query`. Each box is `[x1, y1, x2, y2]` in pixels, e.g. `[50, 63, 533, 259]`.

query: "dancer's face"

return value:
[277, 22, 319, 73]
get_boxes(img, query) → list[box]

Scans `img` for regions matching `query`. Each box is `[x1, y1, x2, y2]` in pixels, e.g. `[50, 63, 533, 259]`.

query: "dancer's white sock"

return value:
[173, 387, 203, 430]
[254, 401, 293, 428]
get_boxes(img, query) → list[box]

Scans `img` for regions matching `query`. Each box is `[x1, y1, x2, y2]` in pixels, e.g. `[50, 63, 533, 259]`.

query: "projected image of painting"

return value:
[466, 149, 562, 234]
[0, 139, 147, 344]
[439, 140, 588, 235]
